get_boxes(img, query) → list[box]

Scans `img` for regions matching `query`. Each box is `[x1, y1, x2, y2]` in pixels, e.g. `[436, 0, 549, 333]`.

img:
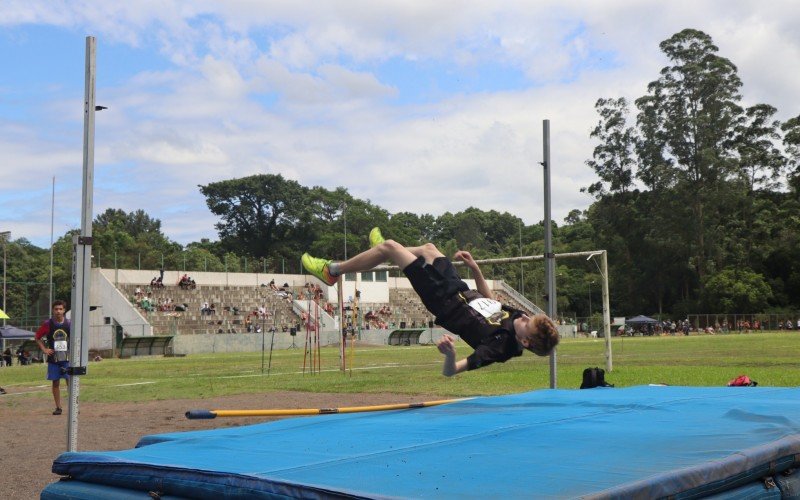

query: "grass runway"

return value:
[2, 332, 799, 404]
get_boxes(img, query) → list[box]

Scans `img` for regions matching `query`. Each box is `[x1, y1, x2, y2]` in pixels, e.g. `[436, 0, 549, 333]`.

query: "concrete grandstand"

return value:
[83, 267, 556, 357]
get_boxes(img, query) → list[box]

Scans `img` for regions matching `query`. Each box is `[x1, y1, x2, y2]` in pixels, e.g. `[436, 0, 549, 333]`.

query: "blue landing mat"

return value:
[45, 386, 800, 498]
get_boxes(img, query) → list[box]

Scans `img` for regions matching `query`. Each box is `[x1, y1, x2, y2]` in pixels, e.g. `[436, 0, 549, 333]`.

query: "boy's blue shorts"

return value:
[47, 361, 70, 381]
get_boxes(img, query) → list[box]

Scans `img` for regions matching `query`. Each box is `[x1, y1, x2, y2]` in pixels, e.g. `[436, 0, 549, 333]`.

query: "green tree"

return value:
[734, 104, 785, 192]
[302, 187, 390, 262]
[782, 114, 800, 192]
[1, 237, 51, 325]
[584, 97, 636, 197]
[640, 28, 744, 285]
[704, 268, 772, 313]
[583, 28, 800, 315]
[92, 208, 180, 270]
[199, 174, 311, 259]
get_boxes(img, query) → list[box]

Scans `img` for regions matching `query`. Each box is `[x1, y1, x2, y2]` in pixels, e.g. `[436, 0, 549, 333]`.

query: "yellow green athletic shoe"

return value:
[301, 253, 338, 286]
[369, 227, 385, 248]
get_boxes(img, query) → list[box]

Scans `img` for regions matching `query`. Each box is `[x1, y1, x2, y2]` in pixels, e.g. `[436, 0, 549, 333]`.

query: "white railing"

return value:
[292, 299, 337, 331]
[497, 280, 545, 315]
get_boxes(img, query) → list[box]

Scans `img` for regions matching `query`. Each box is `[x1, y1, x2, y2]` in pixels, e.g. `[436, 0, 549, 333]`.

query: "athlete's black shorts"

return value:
[402, 256, 469, 319]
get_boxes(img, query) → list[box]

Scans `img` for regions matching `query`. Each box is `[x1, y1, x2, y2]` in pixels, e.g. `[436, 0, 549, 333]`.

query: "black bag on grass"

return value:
[580, 367, 614, 389]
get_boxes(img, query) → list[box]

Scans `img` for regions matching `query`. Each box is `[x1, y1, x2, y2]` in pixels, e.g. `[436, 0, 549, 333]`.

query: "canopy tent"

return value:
[626, 314, 659, 324]
[0, 325, 36, 339]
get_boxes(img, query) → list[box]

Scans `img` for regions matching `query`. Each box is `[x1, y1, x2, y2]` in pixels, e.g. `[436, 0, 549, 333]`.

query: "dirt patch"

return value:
[1, 387, 441, 498]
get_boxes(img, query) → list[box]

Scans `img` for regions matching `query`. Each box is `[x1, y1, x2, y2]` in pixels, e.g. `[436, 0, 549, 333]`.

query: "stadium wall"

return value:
[97, 268, 487, 305]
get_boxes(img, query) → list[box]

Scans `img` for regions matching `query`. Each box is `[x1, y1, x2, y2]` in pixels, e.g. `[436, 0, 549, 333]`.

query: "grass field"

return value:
[2, 332, 799, 403]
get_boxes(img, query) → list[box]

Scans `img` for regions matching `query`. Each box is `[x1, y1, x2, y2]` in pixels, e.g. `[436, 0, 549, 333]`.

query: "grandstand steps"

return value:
[114, 281, 542, 337]
[117, 284, 302, 336]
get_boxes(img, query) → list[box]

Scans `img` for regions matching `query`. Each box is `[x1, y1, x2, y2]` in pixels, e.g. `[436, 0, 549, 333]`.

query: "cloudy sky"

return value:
[1, 1, 798, 248]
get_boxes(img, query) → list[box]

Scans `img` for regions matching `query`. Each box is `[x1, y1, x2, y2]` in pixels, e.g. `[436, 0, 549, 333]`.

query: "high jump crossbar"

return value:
[185, 398, 469, 419]
[373, 249, 613, 374]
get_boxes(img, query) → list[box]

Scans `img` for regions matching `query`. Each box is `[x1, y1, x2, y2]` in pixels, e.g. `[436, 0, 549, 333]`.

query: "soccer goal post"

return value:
[375, 249, 613, 388]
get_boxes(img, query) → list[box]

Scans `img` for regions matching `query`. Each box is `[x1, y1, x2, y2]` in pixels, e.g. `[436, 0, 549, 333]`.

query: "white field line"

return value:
[1, 385, 50, 396]
[219, 361, 440, 379]
[1, 381, 157, 395]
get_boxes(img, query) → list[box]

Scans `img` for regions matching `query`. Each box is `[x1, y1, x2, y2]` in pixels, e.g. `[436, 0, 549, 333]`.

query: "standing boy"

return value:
[35, 300, 70, 415]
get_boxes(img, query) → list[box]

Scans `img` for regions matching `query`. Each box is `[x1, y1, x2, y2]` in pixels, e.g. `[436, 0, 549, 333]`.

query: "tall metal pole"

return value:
[542, 119, 557, 389]
[601, 251, 613, 371]
[68, 36, 97, 452]
[518, 220, 524, 295]
[1, 231, 9, 328]
[0, 231, 7, 354]
[50, 176, 55, 309]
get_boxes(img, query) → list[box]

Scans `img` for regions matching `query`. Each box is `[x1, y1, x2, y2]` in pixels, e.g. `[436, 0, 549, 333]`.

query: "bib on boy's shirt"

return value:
[53, 329, 69, 362]
[467, 297, 507, 325]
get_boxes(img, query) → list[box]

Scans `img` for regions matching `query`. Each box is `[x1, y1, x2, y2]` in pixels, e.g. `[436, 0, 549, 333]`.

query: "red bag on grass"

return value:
[727, 375, 758, 387]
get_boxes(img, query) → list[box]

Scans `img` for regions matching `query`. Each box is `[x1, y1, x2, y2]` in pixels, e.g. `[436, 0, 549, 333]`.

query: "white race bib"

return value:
[54, 340, 68, 352]
[468, 298, 502, 319]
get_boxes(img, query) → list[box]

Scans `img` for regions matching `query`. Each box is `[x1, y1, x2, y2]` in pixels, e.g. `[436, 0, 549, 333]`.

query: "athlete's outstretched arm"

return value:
[436, 334, 468, 376]
[454, 250, 493, 299]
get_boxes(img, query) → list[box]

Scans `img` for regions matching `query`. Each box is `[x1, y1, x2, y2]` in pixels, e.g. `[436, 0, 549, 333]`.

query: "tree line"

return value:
[3, 28, 799, 326]
[583, 29, 800, 318]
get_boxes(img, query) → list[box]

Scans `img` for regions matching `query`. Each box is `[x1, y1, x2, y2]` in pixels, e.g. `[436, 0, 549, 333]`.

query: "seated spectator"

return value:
[155, 276, 164, 289]
[209, 303, 216, 315]
[17, 349, 32, 365]
[140, 293, 155, 312]
[174, 303, 188, 312]
[269, 279, 278, 291]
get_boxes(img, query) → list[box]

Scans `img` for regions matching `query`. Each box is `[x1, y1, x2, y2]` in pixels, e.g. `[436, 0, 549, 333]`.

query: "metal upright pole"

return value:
[50, 176, 55, 308]
[338, 278, 345, 372]
[601, 251, 613, 371]
[542, 119, 557, 389]
[0, 231, 7, 354]
[519, 221, 524, 296]
[68, 36, 97, 451]
[2, 231, 9, 328]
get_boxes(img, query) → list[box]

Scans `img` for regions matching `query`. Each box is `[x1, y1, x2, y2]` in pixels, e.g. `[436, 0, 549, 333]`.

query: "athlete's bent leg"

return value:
[337, 240, 418, 273]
